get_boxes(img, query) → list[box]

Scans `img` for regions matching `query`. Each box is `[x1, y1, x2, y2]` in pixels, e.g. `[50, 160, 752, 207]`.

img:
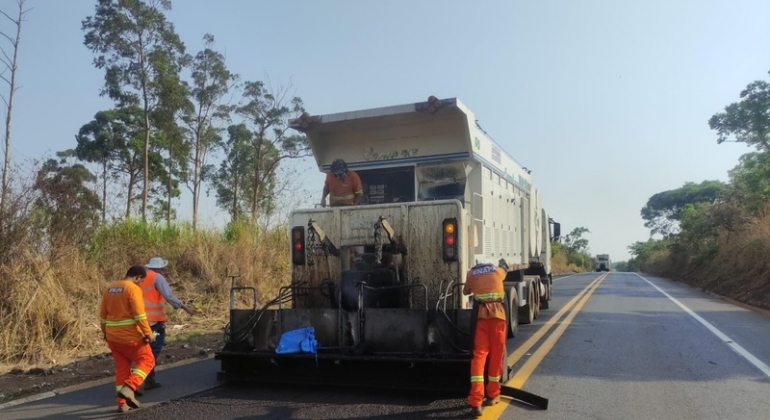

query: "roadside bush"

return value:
[0, 202, 290, 369]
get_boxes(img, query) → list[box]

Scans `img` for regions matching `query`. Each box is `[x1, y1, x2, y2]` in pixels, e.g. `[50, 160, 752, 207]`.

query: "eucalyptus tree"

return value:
[82, 0, 186, 221]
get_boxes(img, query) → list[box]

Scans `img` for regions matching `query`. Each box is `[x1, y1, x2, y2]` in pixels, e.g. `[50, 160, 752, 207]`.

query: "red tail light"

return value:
[291, 226, 305, 265]
[442, 218, 458, 261]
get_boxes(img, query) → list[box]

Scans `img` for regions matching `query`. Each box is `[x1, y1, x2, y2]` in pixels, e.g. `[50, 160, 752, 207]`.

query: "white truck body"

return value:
[215, 96, 561, 392]
[596, 254, 611, 272]
[289, 97, 555, 317]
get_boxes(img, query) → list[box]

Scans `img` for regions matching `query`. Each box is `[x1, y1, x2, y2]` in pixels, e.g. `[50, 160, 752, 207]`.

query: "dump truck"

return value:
[595, 254, 611, 272]
[215, 96, 561, 393]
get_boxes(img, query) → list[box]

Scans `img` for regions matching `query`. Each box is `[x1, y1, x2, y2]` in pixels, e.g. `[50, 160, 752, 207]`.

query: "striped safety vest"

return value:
[139, 270, 167, 322]
[466, 263, 507, 320]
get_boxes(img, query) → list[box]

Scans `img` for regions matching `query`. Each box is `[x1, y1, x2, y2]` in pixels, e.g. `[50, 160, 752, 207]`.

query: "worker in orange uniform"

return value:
[320, 158, 363, 207]
[99, 265, 156, 413]
[463, 261, 508, 417]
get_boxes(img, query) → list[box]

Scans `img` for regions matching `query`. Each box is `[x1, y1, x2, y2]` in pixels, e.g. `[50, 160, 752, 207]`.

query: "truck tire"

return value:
[533, 284, 540, 320]
[507, 288, 519, 338]
[540, 279, 550, 310]
[519, 286, 535, 325]
[501, 343, 511, 383]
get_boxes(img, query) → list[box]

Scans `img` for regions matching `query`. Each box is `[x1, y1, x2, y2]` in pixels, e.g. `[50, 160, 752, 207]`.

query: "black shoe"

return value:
[470, 406, 483, 418]
[143, 381, 162, 390]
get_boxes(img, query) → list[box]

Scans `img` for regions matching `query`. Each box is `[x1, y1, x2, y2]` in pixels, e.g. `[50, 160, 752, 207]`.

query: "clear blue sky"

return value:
[7, 0, 770, 260]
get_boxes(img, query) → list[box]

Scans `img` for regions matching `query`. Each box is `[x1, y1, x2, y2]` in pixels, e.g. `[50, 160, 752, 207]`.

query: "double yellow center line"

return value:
[481, 272, 610, 419]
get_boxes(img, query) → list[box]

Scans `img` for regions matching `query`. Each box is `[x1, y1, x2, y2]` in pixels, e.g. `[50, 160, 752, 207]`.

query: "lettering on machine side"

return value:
[361, 147, 419, 162]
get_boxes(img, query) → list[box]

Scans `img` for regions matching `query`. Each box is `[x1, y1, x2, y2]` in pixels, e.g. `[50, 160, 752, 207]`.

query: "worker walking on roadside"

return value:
[463, 261, 508, 417]
[140, 257, 196, 390]
[320, 158, 364, 207]
[100, 265, 156, 413]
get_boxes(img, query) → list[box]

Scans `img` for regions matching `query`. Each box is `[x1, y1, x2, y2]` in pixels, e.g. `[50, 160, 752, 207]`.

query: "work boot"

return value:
[117, 404, 131, 413]
[484, 396, 501, 406]
[117, 385, 141, 409]
[470, 406, 483, 418]
[143, 380, 162, 390]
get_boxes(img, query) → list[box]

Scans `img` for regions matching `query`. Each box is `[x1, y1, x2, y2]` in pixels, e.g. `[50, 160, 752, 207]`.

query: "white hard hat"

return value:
[145, 257, 168, 269]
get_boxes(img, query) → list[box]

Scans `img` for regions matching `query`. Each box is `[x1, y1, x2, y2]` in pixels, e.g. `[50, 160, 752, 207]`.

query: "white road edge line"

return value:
[553, 273, 580, 282]
[634, 273, 770, 379]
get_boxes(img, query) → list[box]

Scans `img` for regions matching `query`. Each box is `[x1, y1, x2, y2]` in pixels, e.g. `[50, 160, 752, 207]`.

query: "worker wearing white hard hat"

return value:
[137, 256, 196, 390]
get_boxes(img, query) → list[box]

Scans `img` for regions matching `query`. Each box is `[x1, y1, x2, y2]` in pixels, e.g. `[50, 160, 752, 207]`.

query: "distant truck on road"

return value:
[595, 254, 611, 272]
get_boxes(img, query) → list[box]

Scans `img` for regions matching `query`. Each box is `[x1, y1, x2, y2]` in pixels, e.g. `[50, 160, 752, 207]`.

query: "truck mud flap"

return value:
[499, 385, 549, 410]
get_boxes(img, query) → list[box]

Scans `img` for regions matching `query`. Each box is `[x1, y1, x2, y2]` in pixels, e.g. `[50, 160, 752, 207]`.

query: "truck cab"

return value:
[596, 254, 611, 272]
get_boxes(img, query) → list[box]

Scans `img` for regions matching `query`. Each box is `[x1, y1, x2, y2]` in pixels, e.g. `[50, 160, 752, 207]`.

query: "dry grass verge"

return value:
[642, 216, 770, 311]
[551, 249, 585, 274]
[0, 220, 289, 371]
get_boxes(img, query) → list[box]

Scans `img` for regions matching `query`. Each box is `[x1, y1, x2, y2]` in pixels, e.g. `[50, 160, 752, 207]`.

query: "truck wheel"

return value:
[540, 281, 550, 310]
[533, 285, 540, 320]
[507, 289, 519, 338]
[501, 343, 511, 383]
[519, 287, 535, 325]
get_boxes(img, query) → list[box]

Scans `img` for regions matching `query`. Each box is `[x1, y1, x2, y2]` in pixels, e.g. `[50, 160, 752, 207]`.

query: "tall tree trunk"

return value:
[232, 149, 239, 221]
[250, 134, 265, 225]
[126, 175, 135, 219]
[192, 133, 202, 230]
[166, 158, 172, 226]
[251, 169, 260, 225]
[142, 109, 150, 222]
[0, 0, 25, 230]
[138, 36, 149, 223]
[101, 159, 107, 222]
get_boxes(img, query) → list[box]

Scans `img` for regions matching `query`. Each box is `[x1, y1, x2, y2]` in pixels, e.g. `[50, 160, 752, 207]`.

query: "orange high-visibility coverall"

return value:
[100, 279, 155, 407]
[463, 263, 507, 408]
[325, 170, 363, 207]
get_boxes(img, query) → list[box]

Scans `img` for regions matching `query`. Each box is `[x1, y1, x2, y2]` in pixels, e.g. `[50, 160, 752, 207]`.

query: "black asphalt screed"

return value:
[126, 383, 475, 420]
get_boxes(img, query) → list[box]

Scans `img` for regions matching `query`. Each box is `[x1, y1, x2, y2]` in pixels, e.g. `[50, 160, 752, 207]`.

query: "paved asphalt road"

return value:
[3, 272, 769, 419]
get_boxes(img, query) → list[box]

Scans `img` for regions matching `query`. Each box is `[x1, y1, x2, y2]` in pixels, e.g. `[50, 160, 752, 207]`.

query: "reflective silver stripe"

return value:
[475, 292, 505, 301]
[143, 300, 165, 308]
[103, 318, 136, 327]
[131, 368, 148, 380]
[470, 375, 484, 382]
[330, 193, 354, 203]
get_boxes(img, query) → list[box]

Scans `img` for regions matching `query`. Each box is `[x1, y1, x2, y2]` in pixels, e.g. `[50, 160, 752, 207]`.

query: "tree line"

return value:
[553, 226, 596, 272]
[1, 0, 313, 245]
[625, 70, 770, 271]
